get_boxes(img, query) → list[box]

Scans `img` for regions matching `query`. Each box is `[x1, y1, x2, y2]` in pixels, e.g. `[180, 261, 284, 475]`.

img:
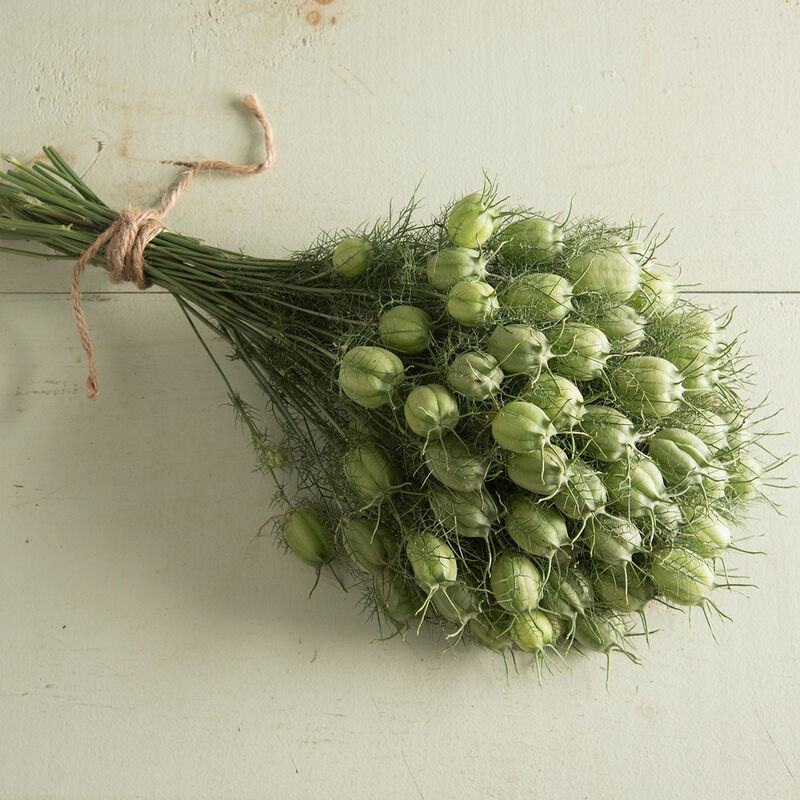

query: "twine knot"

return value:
[105, 207, 161, 289]
[71, 93, 275, 400]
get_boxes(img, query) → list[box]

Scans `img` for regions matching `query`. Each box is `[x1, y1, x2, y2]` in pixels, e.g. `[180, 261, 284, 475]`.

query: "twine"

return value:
[71, 93, 275, 400]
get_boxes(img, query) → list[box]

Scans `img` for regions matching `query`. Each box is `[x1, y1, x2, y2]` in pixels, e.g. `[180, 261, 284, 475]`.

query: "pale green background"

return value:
[2, 2, 799, 798]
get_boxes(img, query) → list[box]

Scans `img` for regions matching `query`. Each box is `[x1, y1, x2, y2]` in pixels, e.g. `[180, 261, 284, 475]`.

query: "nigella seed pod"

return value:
[553, 458, 608, 520]
[680, 409, 730, 454]
[446, 280, 499, 327]
[507, 444, 570, 495]
[373, 568, 416, 630]
[331, 236, 372, 278]
[595, 305, 647, 352]
[339, 345, 405, 409]
[343, 443, 398, 506]
[683, 512, 732, 557]
[523, 373, 585, 431]
[425, 435, 486, 493]
[610, 355, 684, 419]
[510, 609, 558, 654]
[584, 514, 642, 565]
[593, 569, 655, 613]
[447, 192, 498, 248]
[426, 247, 487, 291]
[341, 516, 387, 574]
[491, 401, 555, 453]
[428, 483, 499, 539]
[546, 322, 612, 382]
[545, 567, 595, 619]
[487, 324, 551, 377]
[281, 509, 335, 568]
[578, 405, 637, 463]
[604, 454, 668, 519]
[490, 553, 544, 614]
[501, 273, 574, 323]
[431, 583, 480, 624]
[567, 248, 641, 300]
[378, 305, 433, 355]
[497, 217, 565, 262]
[504, 498, 569, 559]
[648, 428, 712, 486]
[628, 267, 676, 316]
[650, 546, 715, 606]
[403, 384, 460, 437]
[573, 614, 629, 654]
[446, 351, 504, 400]
[405, 531, 458, 593]
[726, 452, 763, 504]
[468, 609, 514, 652]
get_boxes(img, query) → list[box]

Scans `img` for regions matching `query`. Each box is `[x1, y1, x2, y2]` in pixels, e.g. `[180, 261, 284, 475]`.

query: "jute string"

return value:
[71, 93, 275, 400]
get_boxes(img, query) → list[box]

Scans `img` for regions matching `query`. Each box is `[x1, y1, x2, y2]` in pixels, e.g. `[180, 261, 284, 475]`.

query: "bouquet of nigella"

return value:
[0, 98, 785, 680]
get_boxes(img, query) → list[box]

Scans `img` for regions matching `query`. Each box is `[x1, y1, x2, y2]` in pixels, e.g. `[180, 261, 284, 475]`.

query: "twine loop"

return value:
[71, 93, 275, 400]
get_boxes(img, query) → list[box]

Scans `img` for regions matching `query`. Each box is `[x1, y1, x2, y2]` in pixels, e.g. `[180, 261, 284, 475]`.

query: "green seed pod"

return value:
[650, 546, 715, 606]
[405, 531, 458, 592]
[720, 409, 753, 453]
[341, 516, 387, 574]
[649, 428, 712, 486]
[595, 305, 647, 352]
[660, 335, 720, 393]
[680, 409, 729, 454]
[546, 567, 595, 616]
[487, 324, 551, 377]
[331, 236, 372, 278]
[604, 454, 668, 519]
[431, 583, 480, 624]
[403, 384, 460, 437]
[426, 247, 487, 291]
[507, 444, 570, 495]
[574, 614, 628, 653]
[553, 459, 608, 520]
[339, 346, 405, 409]
[546, 323, 611, 382]
[504, 497, 570, 558]
[378, 305, 433, 355]
[661, 307, 720, 339]
[343, 443, 398, 506]
[578, 405, 637, 462]
[281, 509, 335, 568]
[657, 308, 721, 393]
[498, 217, 565, 262]
[610, 355, 684, 419]
[684, 512, 732, 556]
[726, 452, 762, 504]
[510, 609, 558, 653]
[501, 273, 574, 323]
[491, 401, 555, 453]
[447, 192, 497, 248]
[373, 568, 416, 628]
[567, 248, 641, 300]
[468, 609, 514, 651]
[628, 267, 676, 316]
[490, 553, 544, 614]
[584, 514, 642, 564]
[425, 435, 486, 492]
[446, 351, 504, 400]
[447, 280, 499, 327]
[605, 234, 649, 261]
[523, 373, 585, 430]
[428, 484, 499, 539]
[593, 569, 655, 612]
[699, 459, 729, 502]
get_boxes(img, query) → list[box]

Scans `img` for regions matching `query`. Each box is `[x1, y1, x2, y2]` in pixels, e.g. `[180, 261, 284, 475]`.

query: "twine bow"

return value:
[71, 94, 275, 400]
